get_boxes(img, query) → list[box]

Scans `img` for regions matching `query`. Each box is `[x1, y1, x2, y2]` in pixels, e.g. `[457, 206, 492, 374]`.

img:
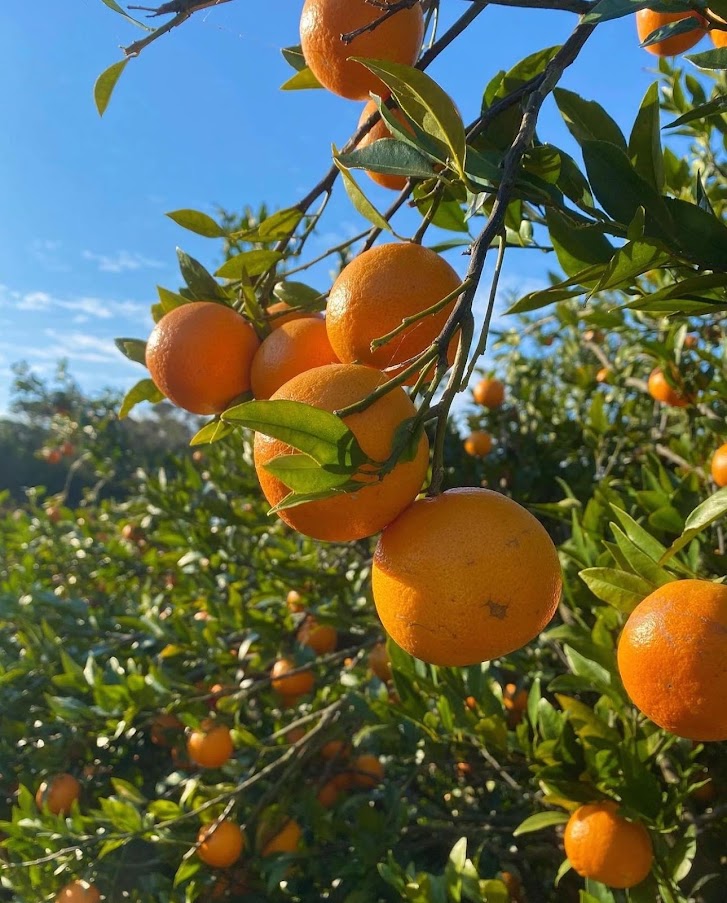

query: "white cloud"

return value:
[82, 249, 165, 274]
[2, 330, 136, 368]
[0, 284, 146, 320]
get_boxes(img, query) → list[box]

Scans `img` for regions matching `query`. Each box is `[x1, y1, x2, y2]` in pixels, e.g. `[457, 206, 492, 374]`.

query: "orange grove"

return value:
[472, 377, 505, 409]
[145, 302, 260, 415]
[356, 100, 415, 191]
[300, 0, 424, 101]
[636, 9, 706, 56]
[271, 658, 315, 697]
[463, 430, 493, 457]
[326, 244, 461, 384]
[197, 819, 245, 868]
[186, 722, 234, 769]
[55, 881, 101, 903]
[711, 442, 727, 487]
[253, 363, 429, 542]
[617, 579, 727, 741]
[372, 488, 562, 667]
[36, 773, 81, 816]
[564, 802, 653, 888]
[250, 317, 339, 400]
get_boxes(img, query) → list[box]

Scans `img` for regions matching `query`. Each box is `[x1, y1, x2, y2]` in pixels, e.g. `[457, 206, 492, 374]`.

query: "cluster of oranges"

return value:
[636, 7, 727, 56]
[40, 440, 75, 465]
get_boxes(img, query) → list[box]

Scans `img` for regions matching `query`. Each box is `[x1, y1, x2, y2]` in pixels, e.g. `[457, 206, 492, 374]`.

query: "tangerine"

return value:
[647, 367, 692, 407]
[636, 9, 706, 56]
[321, 739, 348, 760]
[145, 302, 260, 415]
[372, 488, 562, 666]
[55, 880, 101, 903]
[710, 442, 727, 487]
[286, 589, 305, 612]
[463, 431, 492, 457]
[617, 580, 727, 741]
[564, 801, 653, 888]
[297, 617, 338, 655]
[251, 318, 339, 400]
[261, 819, 302, 856]
[187, 722, 234, 769]
[150, 713, 183, 747]
[266, 300, 323, 330]
[326, 244, 461, 383]
[197, 819, 245, 868]
[36, 773, 80, 815]
[271, 658, 315, 697]
[254, 364, 429, 542]
[472, 377, 505, 408]
[368, 642, 392, 682]
[300, 0, 424, 101]
[351, 753, 384, 788]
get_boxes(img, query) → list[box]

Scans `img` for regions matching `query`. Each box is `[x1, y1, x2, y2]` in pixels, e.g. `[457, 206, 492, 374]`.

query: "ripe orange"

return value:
[647, 367, 692, 407]
[596, 367, 611, 384]
[711, 442, 727, 487]
[297, 617, 338, 655]
[636, 9, 706, 56]
[356, 100, 414, 191]
[373, 488, 562, 666]
[286, 589, 305, 613]
[46, 448, 63, 464]
[504, 683, 528, 727]
[55, 880, 101, 903]
[326, 244, 461, 383]
[145, 302, 260, 415]
[618, 580, 727, 741]
[463, 431, 492, 458]
[472, 377, 505, 408]
[351, 754, 384, 788]
[266, 300, 323, 330]
[713, 26, 727, 48]
[254, 364, 429, 542]
[36, 773, 81, 815]
[321, 739, 348, 760]
[197, 820, 245, 868]
[260, 819, 302, 856]
[317, 776, 347, 807]
[251, 318, 339, 400]
[46, 506, 62, 524]
[368, 642, 392, 682]
[271, 658, 315, 697]
[465, 695, 477, 711]
[120, 523, 144, 543]
[150, 713, 183, 747]
[187, 722, 234, 769]
[300, 0, 424, 101]
[564, 801, 653, 888]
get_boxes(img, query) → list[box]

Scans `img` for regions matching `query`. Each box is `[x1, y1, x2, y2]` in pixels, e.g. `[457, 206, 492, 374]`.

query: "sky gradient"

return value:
[0, 1, 696, 413]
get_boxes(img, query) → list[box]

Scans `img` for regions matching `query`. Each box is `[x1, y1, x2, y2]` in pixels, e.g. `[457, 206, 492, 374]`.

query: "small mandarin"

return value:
[472, 378, 505, 409]
[250, 318, 339, 400]
[463, 430, 493, 457]
[271, 658, 315, 697]
[36, 773, 81, 816]
[297, 617, 338, 655]
[261, 819, 302, 856]
[710, 442, 727, 487]
[351, 754, 384, 788]
[647, 367, 692, 407]
[150, 713, 183, 747]
[286, 590, 305, 612]
[187, 722, 234, 769]
[55, 880, 101, 903]
[266, 300, 323, 330]
[636, 8, 706, 56]
[197, 819, 245, 868]
[368, 642, 393, 682]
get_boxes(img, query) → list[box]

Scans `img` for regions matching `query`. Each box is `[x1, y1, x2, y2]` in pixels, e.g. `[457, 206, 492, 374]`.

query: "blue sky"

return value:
[0, 1, 699, 414]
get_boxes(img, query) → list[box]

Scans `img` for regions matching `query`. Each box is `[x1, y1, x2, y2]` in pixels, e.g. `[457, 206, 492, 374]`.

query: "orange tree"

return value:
[2, 1, 727, 901]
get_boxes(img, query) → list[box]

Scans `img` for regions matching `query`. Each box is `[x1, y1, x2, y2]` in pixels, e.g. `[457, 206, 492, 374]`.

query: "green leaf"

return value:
[588, 241, 667, 297]
[166, 209, 226, 238]
[272, 281, 324, 311]
[94, 59, 129, 117]
[660, 488, 727, 564]
[222, 399, 365, 468]
[513, 811, 569, 836]
[685, 47, 727, 70]
[584, 0, 670, 24]
[629, 83, 664, 192]
[156, 285, 190, 313]
[579, 568, 652, 613]
[337, 139, 435, 181]
[262, 453, 356, 494]
[663, 94, 727, 129]
[333, 153, 393, 232]
[233, 209, 305, 243]
[190, 419, 234, 446]
[268, 481, 361, 514]
[281, 45, 308, 73]
[352, 60, 466, 178]
[173, 856, 201, 888]
[215, 250, 284, 280]
[119, 379, 164, 419]
[640, 15, 705, 49]
[176, 249, 227, 300]
[663, 197, 727, 271]
[115, 338, 147, 366]
[554, 88, 627, 151]
[98, 0, 152, 29]
[664, 823, 697, 882]
[610, 525, 673, 587]
[545, 209, 615, 278]
[281, 68, 322, 91]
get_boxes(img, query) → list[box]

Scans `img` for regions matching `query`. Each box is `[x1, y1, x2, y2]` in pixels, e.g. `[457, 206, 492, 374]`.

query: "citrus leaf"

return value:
[176, 249, 227, 300]
[215, 250, 284, 280]
[640, 16, 705, 49]
[659, 487, 727, 564]
[554, 88, 627, 151]
[333, 152, 392, 232]
[337, 139, 435, 181]
[272, 281, 325, 310]
[281, 68, 322, 90]
[262, 453, 357, 493]
[190, 419, 234, 446]
[166, 209, 226, 238]
[513, 811, 569, 836]
[94, 59, 129, 117]
[628, 82, 664, 192]
[579, 568, 652, 613]
[115, 338, 147, 366]
[119, 379, 164, 419]
[268, 481, 361, 514]
[685, 47, 727, 70]
[156, 286, 190, 313]
[280, 45, 308, 72]
[98, 0, 152, 29]
[663, 94, 727, 129]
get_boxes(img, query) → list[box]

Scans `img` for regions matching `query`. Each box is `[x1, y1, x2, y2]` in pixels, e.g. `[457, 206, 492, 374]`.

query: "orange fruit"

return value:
[465, 695, 477, 711]
[253, 364, 429, 542]
[317, 777, 344, 807]
[260, 819, 302, 856]
[46, 448, 63, 464]
[150, 713, 183, 747]
[564, 801, 653, 888]
[285, 726, 307, 745]
[618, 580, 727, 741]
[286, 589, 305, 612]
[251, 318, 339, 400]
[271, 658, 315, 697]
[713, 27, 727, 48]
[647, 367, 692, 407]
[472, 378, 505, 408]
[120, 523, 144, 543]
[266, 300, 322, 330]
[711, 442, 727, 487]
[356, 100, 415, 191]
[368, 642, 392, 682]
[373, 488, 562, 667]
[187, 722, 234, 769]
[55, 880, 101, 903]
[636, 9, 706, 56]
[326, 244, 461, 384]
[145, 302, 260, 415]
[297, 617, 338, 655]
[350, 753, 384, 788]
[46, 506, 62, 524]
[300, 0, 424, 101]
[683, 333, 699, 349]
[596, 367, 611, 384]
[36, 773, 81, 815]
[504, 683, 528, 727]
[463, 431, 492, 458]
[197, 819, 245, 868]
[321, 740, 348, 760]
